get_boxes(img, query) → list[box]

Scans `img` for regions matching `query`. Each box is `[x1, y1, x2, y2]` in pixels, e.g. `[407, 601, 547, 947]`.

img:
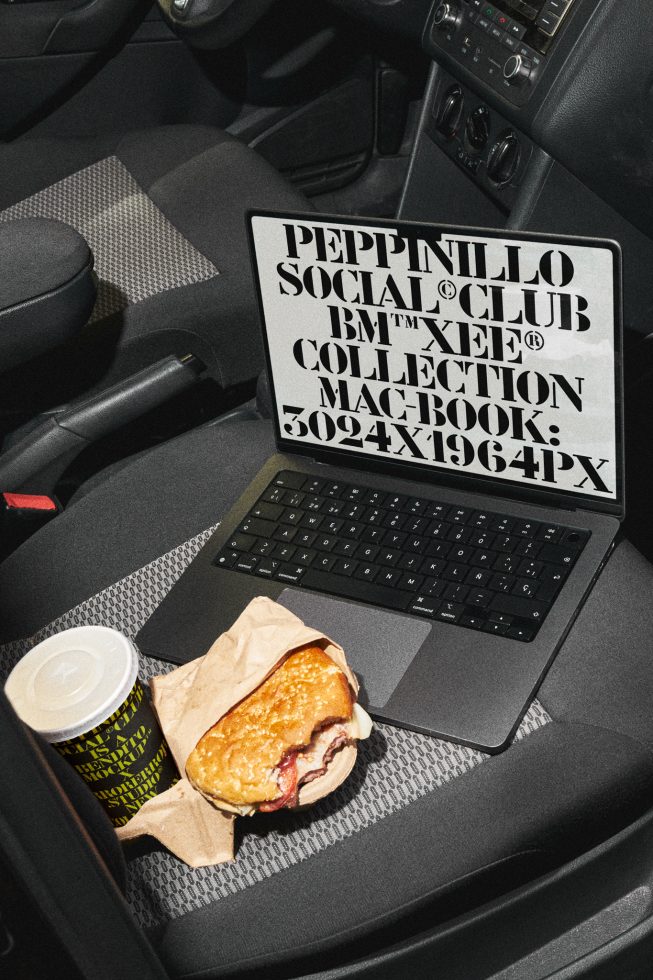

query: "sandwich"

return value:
[185, 644, 372, 816]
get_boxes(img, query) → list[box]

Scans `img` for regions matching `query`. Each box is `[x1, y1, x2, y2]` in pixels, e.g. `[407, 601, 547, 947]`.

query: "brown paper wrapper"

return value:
[116, 597, 359, 867]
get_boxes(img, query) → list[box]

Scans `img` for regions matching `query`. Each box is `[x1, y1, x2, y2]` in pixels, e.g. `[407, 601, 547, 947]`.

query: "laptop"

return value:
[136, 212, 623, 752]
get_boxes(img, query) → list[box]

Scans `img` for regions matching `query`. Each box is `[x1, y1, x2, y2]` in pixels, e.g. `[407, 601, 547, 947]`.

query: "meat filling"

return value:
[258, 722, 355, 812]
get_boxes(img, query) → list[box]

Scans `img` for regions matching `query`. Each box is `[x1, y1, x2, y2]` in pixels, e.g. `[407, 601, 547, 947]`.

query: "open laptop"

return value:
[136, 213, 623, 752]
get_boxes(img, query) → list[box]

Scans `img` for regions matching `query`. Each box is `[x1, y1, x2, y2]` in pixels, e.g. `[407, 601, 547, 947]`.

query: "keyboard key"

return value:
[342, 504, 365, 521]
[378, 568, 402, 587]
[468, 588, 492, 608]
[273, 526, 297, 543]
[447, 525, 472, 544]
[470, 511, 493, 528]
[444, 563, 467, 582]
[488, 611, 513, 626]
[472, 549, 496, 568]
[272, 543, 296, 561]
[466, 568, 492, 588]
[443, 583, 469, 603]
[512, 577, 537, 598]
[410, 597, 440, 617]
[301, 568, 413, 612]
[323, 501, 344, 517]
[538, 543, 578, 566]
[255, 558, 281, 577]
[343, 485, 365, 502]
[303, 477, 325, 494]
[490, 516, 515, 533]
[382, 530, 407, 549]
[420, 557, 447, 577]
[507, 624, 535, 641]
[426, 520, 450, 539]
[342, 522, 364, 539]
[235, 555, 258, 573]
[494, 534, 518, 553]
[483, 621, 508, 636]
[426, 501, 450, 520]
[398, 573, 424, 592]
[240, 516, 277, 538]
[489, 593, 548, 622]
[253, 538, 274, 556]
[426, 540, 452, 559]
[362, 526, 385, 545]
[364, 507, 384, 525]
[356, 544, 380, 562]
[301, 513, 323, 531]
[379, 547, 401, 566]
[315, 554, 336, 572]
[515, 539, 541, 559]
[334, 539, 358, 557]
[450, 545, 474, 563]
[493, 554, 519, 574]
[282, 491, 305, 508]
[405, 516, 428, 535]
[386, 493, 408, 510]
[294, 548, 317, 565]
[295, 530, 317, 547]
[305, 495, 324, 512]
[422, 577, 446, 597]
[364, 490, 386, 506]
[406, 536, 427, 554]
[324, 518, 344, 535]
[226, 532, 257, 552]
[560, 529, 589, 549]
[513, 520, 539, 538]
[537, 524, 562, 544]
[251, 501, 284, 521]
[213, 549, 239, 568]
[354, 564, 379, 583]
[324, 481, 345, 498]
[490, 573, 515, 593]
[275, 563, 307, 584]
[406, 498, 428, 515]
[398, 553, 422, 572]
[436, 602, 465, 624]
[333, 558, 358, 576]
[518, 559, 543, 579]
[468, 531, 495, 549]
[315, 534, 336, 551]
[281, 509, 303, 526]
[273, 471, 305, 489]
[449, 506, 472, 524]
[383, 512, 407, 531]
[460, 613, 485, 630]
[262, 486, 285, 504]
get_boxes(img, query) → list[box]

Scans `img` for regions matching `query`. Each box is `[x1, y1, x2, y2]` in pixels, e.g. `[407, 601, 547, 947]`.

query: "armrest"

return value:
[0, 217, 96, 371]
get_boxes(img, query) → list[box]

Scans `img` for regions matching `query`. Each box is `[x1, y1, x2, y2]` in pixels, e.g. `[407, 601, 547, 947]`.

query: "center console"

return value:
[425, 0, 577, 106]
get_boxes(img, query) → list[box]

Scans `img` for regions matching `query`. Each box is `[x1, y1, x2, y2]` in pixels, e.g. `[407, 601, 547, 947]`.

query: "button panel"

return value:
[426, 0, 574, 106]
[427, 72, 533, 209]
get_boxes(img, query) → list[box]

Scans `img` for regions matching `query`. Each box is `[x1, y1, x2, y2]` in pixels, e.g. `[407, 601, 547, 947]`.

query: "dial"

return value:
[465, 106, 490, 153]
[432, 2, 461, 31]
[487, 132, 521, 186]
[503, 54, 532, 86]
[436, 86, 465, 139]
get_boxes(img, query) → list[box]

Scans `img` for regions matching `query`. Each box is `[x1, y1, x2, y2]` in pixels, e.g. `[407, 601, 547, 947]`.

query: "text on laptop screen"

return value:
[250, 215, 620, 505]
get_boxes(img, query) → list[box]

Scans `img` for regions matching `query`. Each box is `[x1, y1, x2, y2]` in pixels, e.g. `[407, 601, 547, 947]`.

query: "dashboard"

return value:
[329, 0, 653, 343]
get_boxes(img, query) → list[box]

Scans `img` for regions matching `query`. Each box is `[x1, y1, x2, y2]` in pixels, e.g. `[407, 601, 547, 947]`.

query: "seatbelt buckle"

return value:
[1, 492, 61, 560]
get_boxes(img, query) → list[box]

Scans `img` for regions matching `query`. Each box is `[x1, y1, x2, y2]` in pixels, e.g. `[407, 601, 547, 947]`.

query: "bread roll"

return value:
[186, 645, 354, 812]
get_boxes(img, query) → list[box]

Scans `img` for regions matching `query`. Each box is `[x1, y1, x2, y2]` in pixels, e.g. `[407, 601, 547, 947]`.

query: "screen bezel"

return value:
[247, 210, 624, 520]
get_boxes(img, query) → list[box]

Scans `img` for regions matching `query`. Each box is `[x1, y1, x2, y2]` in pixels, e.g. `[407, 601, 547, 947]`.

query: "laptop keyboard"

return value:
[214, 471, 591, 643]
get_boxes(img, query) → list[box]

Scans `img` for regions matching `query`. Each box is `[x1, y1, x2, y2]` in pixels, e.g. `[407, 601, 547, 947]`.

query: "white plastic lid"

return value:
[4, 626, 139, 743]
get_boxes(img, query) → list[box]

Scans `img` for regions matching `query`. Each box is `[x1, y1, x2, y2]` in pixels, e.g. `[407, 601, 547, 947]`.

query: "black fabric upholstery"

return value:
[0, 126, 311, 390]
[3, 417, 653, 977]
[0, 218, 95, 369]
[157, 722, 653, 978]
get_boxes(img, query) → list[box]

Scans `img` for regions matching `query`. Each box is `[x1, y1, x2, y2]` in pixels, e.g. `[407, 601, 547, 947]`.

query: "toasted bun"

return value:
[186, 645, 353, 809]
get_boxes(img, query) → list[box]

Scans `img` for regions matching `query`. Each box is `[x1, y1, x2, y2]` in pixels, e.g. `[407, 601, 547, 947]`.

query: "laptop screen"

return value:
[249, 213, 623, 515]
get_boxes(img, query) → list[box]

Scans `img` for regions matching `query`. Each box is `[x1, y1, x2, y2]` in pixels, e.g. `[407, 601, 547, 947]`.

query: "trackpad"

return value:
[277, 589, 431, 708]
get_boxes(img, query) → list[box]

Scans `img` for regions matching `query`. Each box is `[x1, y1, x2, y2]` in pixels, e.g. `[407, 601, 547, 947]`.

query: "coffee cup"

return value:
[4, 625, 178, 826]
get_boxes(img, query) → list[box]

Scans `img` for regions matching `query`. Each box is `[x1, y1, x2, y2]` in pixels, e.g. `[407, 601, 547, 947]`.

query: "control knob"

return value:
[503, 54, 532, 86]
[487, 132, 521, 186]
[436, 86, 465, 139]
[433, 2, 461, 31]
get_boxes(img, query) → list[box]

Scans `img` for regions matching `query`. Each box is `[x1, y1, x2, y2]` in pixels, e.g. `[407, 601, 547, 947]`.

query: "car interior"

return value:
[3, 0, 653, 977]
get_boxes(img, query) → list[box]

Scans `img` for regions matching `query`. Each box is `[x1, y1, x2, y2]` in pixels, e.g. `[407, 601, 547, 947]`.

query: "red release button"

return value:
[2, 492, 57, 512]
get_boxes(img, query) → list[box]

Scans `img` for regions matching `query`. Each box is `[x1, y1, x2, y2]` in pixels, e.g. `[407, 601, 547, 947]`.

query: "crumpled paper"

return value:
[116, 597, 359, 867]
